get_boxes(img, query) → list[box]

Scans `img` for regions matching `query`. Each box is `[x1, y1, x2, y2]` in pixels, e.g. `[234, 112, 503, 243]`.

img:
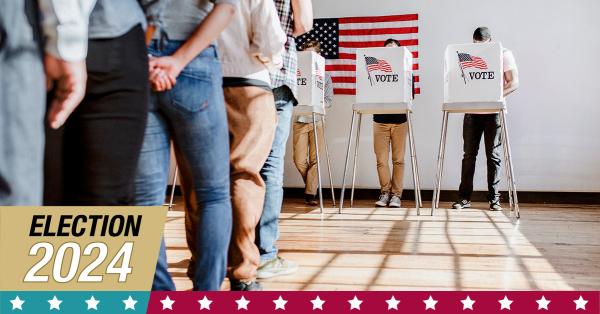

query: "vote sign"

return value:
[356, 47, 413, 104]
[296, 51, 326, 115]
[444, 42, 503, 105]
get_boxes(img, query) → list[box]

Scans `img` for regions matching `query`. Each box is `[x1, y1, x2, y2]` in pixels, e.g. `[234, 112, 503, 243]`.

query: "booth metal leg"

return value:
[321, 116, 336, 207]
[167, 165, 178, 211]
[349, 113, 363, 208]
[406, 111, 422, 215]
[432, 111, 449, 215]
[339, 111, 357, 213]
[501, 118, 515, 213]
[500, 110, 520, 219]
[312, 113, 324, 214]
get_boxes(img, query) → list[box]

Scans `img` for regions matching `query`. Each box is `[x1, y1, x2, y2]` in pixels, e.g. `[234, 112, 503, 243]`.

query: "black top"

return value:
[223, 77, 272, 92]
[373, 114, 407, 124]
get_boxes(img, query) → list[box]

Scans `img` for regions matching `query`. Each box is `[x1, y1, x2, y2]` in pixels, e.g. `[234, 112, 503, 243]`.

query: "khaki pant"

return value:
[292, 121, 324, 196]
[180, 86, 277, 282]
[373, 122, 408, 196]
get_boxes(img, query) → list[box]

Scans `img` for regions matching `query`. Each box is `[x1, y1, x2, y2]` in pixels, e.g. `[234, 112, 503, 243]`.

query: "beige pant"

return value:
[180, 86, 277, 282]
[373, 122, 408, 196]
[292, 121, 324, 196]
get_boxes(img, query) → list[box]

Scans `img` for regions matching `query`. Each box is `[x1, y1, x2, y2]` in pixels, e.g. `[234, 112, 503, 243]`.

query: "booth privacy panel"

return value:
[444, 42, 503, 104]
[355, 47, 413, 105]
[295, 51, 326, 115]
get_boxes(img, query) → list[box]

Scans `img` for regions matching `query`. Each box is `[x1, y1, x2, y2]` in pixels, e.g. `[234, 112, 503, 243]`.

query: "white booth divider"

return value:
[339, 47, 423, 214]
[433, 42, 520, 218]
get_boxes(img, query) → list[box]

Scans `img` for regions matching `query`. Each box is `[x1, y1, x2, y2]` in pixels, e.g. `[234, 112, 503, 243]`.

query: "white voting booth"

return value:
[294, 51, 335, 212]
[339, 47, 423, 214]
[432, 42, 520, 218]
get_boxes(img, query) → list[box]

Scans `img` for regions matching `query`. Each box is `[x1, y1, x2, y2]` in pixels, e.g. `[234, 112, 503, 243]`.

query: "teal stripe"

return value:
[1, 291, 149, 314]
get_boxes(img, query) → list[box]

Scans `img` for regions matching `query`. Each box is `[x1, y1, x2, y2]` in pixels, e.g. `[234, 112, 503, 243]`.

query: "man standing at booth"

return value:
[452, 27, 519, 211]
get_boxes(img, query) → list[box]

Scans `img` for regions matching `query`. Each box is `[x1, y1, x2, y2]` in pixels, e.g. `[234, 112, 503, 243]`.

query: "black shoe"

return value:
[452, 199, 471, 209]
[489, 200, 502, 211]
[304, 194, 318, 206]
[230, 280, 263, 291]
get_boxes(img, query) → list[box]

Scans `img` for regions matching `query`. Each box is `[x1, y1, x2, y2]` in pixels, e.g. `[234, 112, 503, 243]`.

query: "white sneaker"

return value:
[389, 195, 401, 208]
[375, 193, 391, 207]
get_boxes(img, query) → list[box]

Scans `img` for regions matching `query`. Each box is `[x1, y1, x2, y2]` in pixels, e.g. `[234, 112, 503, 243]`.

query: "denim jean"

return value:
[0, 0, 45, 205]
[458, 113, 502, 201]
[255, 86, 295, 262]
[133, 40, 232, 291]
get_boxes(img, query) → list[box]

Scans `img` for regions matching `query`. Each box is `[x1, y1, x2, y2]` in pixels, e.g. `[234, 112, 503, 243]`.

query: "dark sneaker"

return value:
[375, 193, 391, 207]
[489, 200, 502, 211]
[304, 194, 318, 206]
[257, 256, 299, 279]
[388, 195, 401, 208]
[230, 280, 263, 291]
[452, 199, 471, 209]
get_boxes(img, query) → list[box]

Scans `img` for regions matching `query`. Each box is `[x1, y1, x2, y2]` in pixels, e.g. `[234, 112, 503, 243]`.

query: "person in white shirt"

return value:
[292, 40, 333, 205]
[452, 27, 519, 211]
[217, 0, 286, 291]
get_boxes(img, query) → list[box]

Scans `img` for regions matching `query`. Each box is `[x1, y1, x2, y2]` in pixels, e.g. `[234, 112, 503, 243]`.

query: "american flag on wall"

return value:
[296, 14, 420, 95]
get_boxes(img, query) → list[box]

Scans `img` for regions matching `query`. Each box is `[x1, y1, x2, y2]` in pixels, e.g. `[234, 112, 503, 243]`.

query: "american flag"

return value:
[457, 52, 488, 70]
[365, 56, 392, 73]
[297, 14, 420, 95]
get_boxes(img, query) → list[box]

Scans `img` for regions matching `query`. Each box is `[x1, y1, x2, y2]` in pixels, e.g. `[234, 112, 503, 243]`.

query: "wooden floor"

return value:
[164, 198, 600, 291]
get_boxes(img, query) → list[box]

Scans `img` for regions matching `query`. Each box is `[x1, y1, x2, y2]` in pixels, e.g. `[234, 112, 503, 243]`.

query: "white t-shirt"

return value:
[503, 48, 518, 73]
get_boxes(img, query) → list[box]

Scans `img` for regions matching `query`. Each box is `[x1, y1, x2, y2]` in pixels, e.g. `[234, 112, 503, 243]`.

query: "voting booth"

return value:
[339, 47, 423, 214]
[294, 51, 335, 212]
[432, 42, 520, 218]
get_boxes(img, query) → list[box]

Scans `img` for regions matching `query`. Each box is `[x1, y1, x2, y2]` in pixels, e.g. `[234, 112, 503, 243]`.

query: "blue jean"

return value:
[133, 40, 232, 291]
[255, 86, 295, 262]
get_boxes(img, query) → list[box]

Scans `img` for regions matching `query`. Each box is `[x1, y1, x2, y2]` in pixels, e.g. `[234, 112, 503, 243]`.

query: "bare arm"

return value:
[503, 69, 519, 97]
[291, 0, 313, 37]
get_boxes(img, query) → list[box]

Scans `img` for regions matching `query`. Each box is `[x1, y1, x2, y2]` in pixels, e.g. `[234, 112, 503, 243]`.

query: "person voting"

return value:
[452, 27, 519, 211]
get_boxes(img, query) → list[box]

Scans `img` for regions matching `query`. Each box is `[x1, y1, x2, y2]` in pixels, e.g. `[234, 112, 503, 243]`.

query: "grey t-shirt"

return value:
[155, 0, 238, 41]
[89, 0, 167, 39]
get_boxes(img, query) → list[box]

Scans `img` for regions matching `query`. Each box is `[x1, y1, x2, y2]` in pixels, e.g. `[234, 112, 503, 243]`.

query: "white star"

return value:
[85, 296, 100, 311]
[123, 296, 138, 311]
[273, 296, 287, 310]
[386, 296, 400, 310]
[198, 296, 213, 310]
[499, 296, 513, 310]
[10, 296, 25, 310]
[461, 296, 475, 310]
[536, 296, 551, 310]
[236, 296, 250, 310]
[574, 296, 588, 310]
[311, 296, 325, 310]
[348, 296, 362, 310]
[48, 296, 62, 311]
[423, 295, 438, 310]
[161, 296, 175, 310]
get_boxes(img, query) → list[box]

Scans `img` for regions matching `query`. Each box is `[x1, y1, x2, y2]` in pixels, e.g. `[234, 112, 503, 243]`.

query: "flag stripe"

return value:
[338, 14, 419, 24]
[339, 39, 419, 48]
[339, 27, 419, 36]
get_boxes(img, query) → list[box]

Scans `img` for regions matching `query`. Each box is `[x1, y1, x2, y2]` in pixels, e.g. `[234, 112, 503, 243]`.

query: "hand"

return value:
[44, 54, 87, 129]
[148, 56, 183, 92]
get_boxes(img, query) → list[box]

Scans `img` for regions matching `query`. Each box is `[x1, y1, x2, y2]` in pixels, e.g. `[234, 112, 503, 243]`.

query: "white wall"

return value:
[283, 0, 600, 192]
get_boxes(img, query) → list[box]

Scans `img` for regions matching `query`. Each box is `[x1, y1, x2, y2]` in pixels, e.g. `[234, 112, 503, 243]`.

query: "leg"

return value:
[483, 114, 503, 204]
[256, 86, 294, 263]
[0, 3, 45, 205]
[164, 47, 232, 291]
[500, 111, 520, 218]
[225, 86, 277, 283]
[339, 111, 356, 213]
[373, 122, 393, 198]
[322, 116, 336, 206]
[457, 114, 485, 202]
[432, 111, 449, 212]
[305, 121, 320, 198]
[350, 113, 363, 208]
[312, 113, 324, 212]
[292, 121, 310, 187]
[406, 113, 419, 213]
[132, 102, 174, 290]
[62, 26, 149, 205]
